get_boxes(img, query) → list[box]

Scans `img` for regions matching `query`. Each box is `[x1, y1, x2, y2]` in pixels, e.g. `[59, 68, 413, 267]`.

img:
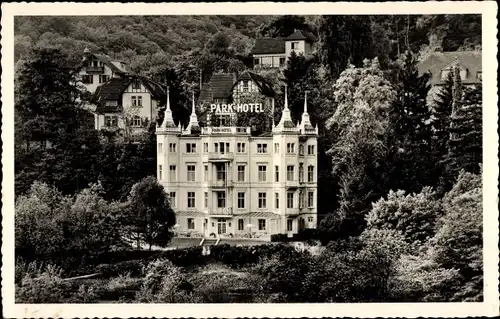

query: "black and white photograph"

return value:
[1, 2, 498, 318]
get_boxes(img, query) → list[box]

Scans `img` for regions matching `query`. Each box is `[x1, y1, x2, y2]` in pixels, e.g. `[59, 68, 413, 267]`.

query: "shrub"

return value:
[270, 234, 288, 242]
[95, 260, 145, 278]
[100, 273, 142, 302]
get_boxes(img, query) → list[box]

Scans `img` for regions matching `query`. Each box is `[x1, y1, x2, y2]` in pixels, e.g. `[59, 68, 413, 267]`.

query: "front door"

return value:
[217, 219, 227, 234]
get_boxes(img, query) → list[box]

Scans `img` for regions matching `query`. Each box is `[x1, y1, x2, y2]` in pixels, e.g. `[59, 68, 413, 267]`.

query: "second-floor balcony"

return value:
[85, 66, 104, 73]
[208, 152, 234, 161]
[210, 180, 233, 188]
[285, 208, 301, 216]
[209, 207, 233, 216]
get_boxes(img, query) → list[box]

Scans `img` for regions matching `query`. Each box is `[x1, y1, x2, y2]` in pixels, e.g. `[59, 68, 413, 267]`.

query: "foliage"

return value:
[366, 187, 441, 249]
[258, 15, 316, 38]
[124, 176, 176, 250]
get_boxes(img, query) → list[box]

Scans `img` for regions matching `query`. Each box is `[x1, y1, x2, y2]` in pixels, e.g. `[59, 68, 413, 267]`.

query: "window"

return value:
[204, 143, 208, 153]
[275, 192, 279, 209]
[99, 75, 110, 83]
[459, 69, 467, 80]
[204, 165, 208, 181]
[287, 165, 294, 181]
[169, 143, 176, 153]
[216, 163, 226, 181]
[308, 165, 314, 182]
[258, 192, 267, 208]
[132, 79, 141, 89]
[274, 143, 279, 153]
[275, 166, 279, 182]
[158, 143, 163, 153]
[169, 192, 176, 208]
[187, 192, 195, 208]
[217, 192, 226, 208]
[237, 165, 245, 182]
[299, 191, 305, 208]
[299, 144, 304, 155]
[308, 191, 314, 208]
[258, 219, 266, 231]
[186, 143, 196, 153]
[308, 216, 314, 223]
[187, 218, 195, 230]
[308, 145, 315, 155]
[158, 165, 163, 180]
[169, 165, 176, 181]
[287, 219, 293, 231]
[204, 192, 208, 208]
[214, 143, 218, 153]
[238, 219, 244, 231]
[291, 42, 299, 49]
[257, 143, 268, 153]
[214, 142, 230, 154]
[132, 116, 142, 127]
[299, 163, 304, 183]
[287, 192, 294, 208]
[237, 142, 246, 153]
[258, 165, 267, 182]
[477, 71, 482, 81]
[287, 143, 295, 154]
[104, 115, 118, 127]
[441, 69, 451, 80]
[187, 165, 196, 182]
[242, 80, 249, 92]
[105, 100, 118, 106]
[131, 96, 142, 107]
[253, 58, 260, 66]
[238, 192, 245, 208]
[279, 57, 286, 67]
[82, 75, 93, 84]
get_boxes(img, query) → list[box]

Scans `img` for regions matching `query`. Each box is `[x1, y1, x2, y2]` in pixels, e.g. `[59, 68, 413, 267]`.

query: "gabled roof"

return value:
[284, 30, 318, 42]
[251, 38, 286, 55]
[233, 70, 275, 97]
[91, 53, 128, 75]
[418, 51, 482, 85]
[198, 73, 236, 103]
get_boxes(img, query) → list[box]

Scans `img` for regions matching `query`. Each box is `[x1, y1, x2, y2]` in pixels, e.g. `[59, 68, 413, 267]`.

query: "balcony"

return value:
[85, 66, 104, 73]
[210, 180, 233, 188]
[285, 208, 300, 216]
[209, 207, 233, 216]
[285, 180, 300, 189]
[208, 152, 234, 161]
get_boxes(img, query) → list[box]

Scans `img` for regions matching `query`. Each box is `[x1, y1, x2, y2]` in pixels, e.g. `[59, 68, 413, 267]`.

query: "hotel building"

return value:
[156, 86, 318, 240]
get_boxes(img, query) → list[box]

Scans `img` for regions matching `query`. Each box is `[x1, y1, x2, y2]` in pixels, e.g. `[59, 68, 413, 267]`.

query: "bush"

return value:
[95, 260, 145, 278]
[100, 273, 142, 302]
[270, 234, 288, 242]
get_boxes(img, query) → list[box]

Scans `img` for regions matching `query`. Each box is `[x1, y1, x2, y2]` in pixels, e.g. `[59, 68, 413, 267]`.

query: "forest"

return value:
[14, 15, 483, 303]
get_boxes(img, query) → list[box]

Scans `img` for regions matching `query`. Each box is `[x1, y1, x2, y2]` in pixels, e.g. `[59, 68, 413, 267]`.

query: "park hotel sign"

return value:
[210, 103, 264, 113]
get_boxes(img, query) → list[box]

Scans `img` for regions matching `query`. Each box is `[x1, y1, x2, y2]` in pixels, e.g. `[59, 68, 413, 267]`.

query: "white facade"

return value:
[157, 88, 318, 240]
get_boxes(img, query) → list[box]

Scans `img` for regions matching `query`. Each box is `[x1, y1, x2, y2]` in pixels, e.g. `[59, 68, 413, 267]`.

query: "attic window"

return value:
[291, 42, 300, 50]
[132, 79, 141, 90]
[242, 80, 249, 92]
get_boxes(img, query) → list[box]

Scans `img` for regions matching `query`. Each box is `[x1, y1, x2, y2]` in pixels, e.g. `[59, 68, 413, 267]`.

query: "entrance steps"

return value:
[200, 238, 220, 246]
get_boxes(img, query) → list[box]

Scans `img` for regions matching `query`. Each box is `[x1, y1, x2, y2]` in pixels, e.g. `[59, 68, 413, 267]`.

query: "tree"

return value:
[321, 58, 396, 239]
[317, 16, 374, 79]
[258, 15, 316, 38]
[125, 176, 176, 250]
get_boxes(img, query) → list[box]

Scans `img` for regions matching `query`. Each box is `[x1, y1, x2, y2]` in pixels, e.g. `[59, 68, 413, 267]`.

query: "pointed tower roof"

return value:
[299, 91, 315, 134]
[274, 85, 296, 133]
[185, 91, 201, 134]
[160, 86, 177, 128]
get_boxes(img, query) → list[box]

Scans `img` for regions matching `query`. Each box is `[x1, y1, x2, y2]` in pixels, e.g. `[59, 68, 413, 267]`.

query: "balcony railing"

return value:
[86, 66, 104, 73]
[210, 180, 233, 188]
[285, 208, 300, 216]
[209, 207, 233, 216]
[208, 152, 234, 161]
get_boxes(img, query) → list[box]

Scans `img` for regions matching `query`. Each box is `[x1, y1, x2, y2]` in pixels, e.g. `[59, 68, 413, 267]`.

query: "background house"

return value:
[251, 30, 318, 69]
[79, 48, 129, 94]
[418, 51, 482, 106]
[93, 76, 167, 133]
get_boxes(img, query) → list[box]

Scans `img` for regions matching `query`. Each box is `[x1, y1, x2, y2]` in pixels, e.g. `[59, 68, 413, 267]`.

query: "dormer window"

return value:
[291, 42, 300, 50]
[440, 69, 451, 81]
[132, 79, 141, 90]
[477, 71, 482, 81]
[242, 80, 249, 92]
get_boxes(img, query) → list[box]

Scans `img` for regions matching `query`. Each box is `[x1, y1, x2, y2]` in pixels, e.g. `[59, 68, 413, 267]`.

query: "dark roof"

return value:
[251, 38, 285, 55]
[233, 71, 275, 97]
[94, 76, 167, 113]
[93, 53, 128, 75]
[198, 73, 236, 103]
[284, 30, 318, 42]
[418, 51, 482, 85]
